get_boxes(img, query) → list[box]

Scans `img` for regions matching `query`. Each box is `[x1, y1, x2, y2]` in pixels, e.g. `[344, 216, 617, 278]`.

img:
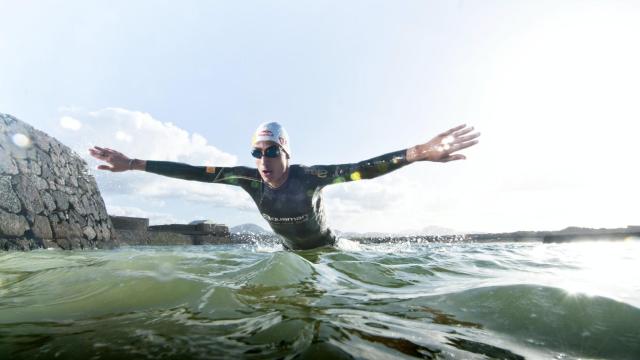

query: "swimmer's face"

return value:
[253, 140, 289, 187]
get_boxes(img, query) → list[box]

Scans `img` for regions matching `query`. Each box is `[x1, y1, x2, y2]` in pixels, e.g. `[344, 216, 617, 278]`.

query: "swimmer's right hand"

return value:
[88, 146, 132, 172]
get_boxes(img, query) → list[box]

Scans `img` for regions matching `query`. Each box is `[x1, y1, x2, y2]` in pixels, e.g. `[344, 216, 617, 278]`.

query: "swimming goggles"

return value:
[251, 145, 281, 159]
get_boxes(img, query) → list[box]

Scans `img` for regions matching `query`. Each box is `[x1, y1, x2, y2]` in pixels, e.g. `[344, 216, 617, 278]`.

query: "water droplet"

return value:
[12, 133, 31, 148]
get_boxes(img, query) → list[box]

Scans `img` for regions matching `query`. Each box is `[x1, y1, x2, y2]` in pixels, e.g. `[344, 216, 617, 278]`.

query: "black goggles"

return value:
[251, 145, 281, 159]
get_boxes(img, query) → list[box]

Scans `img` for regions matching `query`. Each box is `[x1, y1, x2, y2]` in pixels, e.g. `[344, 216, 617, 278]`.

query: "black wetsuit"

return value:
[145, 150, 409, 250]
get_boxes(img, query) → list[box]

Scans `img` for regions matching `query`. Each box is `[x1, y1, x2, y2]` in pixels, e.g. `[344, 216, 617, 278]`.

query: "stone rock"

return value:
[68, 210, 87, 227]
[12, 174, 45, 214]
[1, 113, 13, 124]
[98, 223, 111, 241]
[0, 148, 18, 175]
[52, 191, 70, 211]
[32, 215, 53, 239]
[83, 226, 97, 240]
[78, 178, 90, 192]
[79, 237, 90, 249]
[0, 209, 29, 237]
[35, 176, 49, 190]
[41, 162, 53, 179]
[68, 175, 79, 187]
[41, 192, 57, 211]
[30, 160, 41, 176]
[0, 176, 21, 213]
[36, 147, 51, 164]
[88, 199, 99, 219]
[56, 212, 68, 222]
[42, 239, 61, 249]
[32, 130, 51, 153]
[51, 221, 83, 240]
[80, 196, 92, 215]
[69, 196, 84, 215]
[97, 200, 109, 220]
[17, 159, 32, 174]
[55, 238, 73, 250]
[14, 239, 34, 251]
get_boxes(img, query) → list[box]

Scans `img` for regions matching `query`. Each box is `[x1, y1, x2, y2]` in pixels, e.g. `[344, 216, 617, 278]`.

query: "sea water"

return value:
[0, 239, 639, 359]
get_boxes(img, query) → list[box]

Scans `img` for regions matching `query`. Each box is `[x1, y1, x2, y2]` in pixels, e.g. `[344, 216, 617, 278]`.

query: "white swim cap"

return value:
[251, 122, 291, 156]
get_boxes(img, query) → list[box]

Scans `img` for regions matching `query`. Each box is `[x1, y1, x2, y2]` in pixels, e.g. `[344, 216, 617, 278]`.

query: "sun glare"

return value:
[552, 242, 639, 305]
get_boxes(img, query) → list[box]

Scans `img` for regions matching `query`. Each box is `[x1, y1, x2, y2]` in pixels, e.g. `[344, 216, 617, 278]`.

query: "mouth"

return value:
[261, 169, 273, 177]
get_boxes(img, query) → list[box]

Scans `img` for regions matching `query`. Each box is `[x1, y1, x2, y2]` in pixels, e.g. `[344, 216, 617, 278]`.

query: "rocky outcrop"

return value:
[0, 113, 116, 250]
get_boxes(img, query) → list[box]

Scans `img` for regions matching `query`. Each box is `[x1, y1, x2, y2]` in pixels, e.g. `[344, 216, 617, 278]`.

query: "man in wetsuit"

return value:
[89, 123, 480, 250]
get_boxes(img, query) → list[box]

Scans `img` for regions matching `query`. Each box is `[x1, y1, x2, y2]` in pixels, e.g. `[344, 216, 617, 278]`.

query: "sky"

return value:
[1, 0, 639, 234]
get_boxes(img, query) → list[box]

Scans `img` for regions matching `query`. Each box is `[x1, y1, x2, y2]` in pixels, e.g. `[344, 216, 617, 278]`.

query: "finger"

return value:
[454, 132, 481, 143]
[104, 148, 124, 156]
[449, 140, 479, 153]
[443, 154, 466, 162]
[89, 148, 106, 159]
[91, 146, 111, 155]
[438, 124, 466, 137]
[433, 154, 465, 162]
[453, 126, 474, 137]
[97, 165, 114, 171]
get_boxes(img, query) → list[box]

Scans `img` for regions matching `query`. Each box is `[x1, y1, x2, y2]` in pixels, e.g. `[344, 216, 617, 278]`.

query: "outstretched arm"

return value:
[88, 146, 259, 185]
[309, 124, 480, 187]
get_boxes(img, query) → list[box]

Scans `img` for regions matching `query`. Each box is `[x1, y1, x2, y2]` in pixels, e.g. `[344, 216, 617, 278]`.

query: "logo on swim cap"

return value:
[252, 122, 291, 156]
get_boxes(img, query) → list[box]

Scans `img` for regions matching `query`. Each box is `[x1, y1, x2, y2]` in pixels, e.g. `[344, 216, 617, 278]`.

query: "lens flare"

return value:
[11, 133, 31, 148]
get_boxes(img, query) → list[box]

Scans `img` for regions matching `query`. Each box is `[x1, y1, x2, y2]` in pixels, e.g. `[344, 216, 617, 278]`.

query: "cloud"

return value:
[322, 169, 429, 232]
[59, 116, 82, 130]
[79, 108, 237, 166]
[54, 107, 253, 211]
[138, 177, 255, 210]
[115, 130, 133, 143]
[106, 205, 183, 225]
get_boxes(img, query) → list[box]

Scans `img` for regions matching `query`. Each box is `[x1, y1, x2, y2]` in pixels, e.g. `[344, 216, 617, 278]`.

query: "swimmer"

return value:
[90, 123, 479, 250]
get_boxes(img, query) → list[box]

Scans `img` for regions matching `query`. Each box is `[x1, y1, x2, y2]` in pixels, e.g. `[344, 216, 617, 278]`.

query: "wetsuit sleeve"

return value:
[307, 149, 410, 187]
[144, 160, 260, 186]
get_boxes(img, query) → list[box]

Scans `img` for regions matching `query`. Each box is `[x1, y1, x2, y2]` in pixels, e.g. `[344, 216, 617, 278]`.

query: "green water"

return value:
[1, 240, 639, 359]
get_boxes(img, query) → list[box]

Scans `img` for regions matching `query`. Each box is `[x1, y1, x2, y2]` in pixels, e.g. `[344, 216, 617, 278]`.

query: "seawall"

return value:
[0, 113, 116, 250]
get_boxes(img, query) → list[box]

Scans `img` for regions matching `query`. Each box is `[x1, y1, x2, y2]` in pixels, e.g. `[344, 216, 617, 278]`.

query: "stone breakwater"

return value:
[0, 113, 116, 250]
[110, 216, 232, 245]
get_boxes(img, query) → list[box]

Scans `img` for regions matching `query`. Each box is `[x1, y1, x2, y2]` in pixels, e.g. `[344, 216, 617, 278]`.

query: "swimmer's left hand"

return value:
[406, 124, 480, 162]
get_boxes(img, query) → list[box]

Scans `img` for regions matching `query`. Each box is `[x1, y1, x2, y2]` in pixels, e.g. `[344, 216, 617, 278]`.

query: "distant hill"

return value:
[335, 225, 461, 238]
[230, 223, 273, 235]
